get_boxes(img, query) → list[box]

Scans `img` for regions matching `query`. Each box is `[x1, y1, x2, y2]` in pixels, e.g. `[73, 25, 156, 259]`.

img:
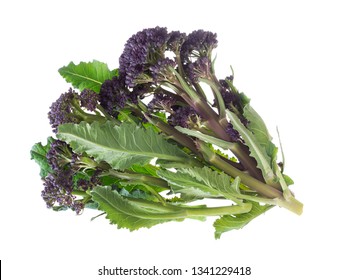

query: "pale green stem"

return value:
[125, 197, 252, 219]
[198, 142, 303, 215]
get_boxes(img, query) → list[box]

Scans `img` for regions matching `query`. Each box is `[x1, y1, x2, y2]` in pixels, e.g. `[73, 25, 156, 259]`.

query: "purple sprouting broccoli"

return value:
[168, 106, 200, 128]
[184, 56, 212, 83]
[219, 76, 241, 111]
[41, 170, 84, 213]
[147, 91, 177, 113]
[79, 89, 99, 111]
[99, 75, 128, 117]
[41, 139, 104, 213]
[48, 88, 105, 133]
[225, 123, 241, 142]
[119, 26, 170, 87]
[180, 29, 218, 63]
[167, 30, 187, 54]
[46, 139, 78, 171]
[149, 58, 176, 83]
[48, 88, 80, 133]
[32, 26, 304, 236]
[99, 74, 150, 117]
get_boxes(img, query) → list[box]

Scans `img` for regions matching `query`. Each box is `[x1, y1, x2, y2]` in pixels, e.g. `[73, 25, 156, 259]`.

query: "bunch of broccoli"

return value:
[31, 27, 302, 238]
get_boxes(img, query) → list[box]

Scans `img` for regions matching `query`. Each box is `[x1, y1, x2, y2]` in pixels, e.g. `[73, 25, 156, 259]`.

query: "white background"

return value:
[1, 0, 346, 279]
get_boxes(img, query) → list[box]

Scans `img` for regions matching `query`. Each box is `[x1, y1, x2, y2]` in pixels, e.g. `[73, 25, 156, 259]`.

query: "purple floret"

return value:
[48, 88, 79, 133]
[79, 89, 99, 111]
[131, 83, 151, 103]
[168, 106, 198, 128]
[46, 139, 77, 171]
[184, 56, 211, 83]
[167, 31, 187, 53]
[226, 123, 241, 142]
[99, 76, 128, 117]
[148, 91, 177, 112]
[43, 140, 102, 214]
[119, 26, 170, 87]
[42, 173, 68, 208]
[219, 76, 243, 112]
[181, 30, 218, 62]
[42, 170, 84, 214]
[149, 58, 176, 83]
[77, 169, 101, 191]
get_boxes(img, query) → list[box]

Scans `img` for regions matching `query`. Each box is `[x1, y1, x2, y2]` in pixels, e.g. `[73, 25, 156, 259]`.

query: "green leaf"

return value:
[30, 137, 54, 178]
[243, 104, 271, 143]
[85, 201, 99, 210]
[242, 106, 295, 195]
[226, 110, 276, 184]
[213, 203, 273, 239]
[119, 181, 167, 195]
[283, 174, 294, 186]
[178, 168, 277, 205]
[57, 121, 190, 170]
[157, 168, 223, 199]
[117, 108, 140, 124]
[158, 167, 245, 204]
[91, 186, 183, 231]
[58, 60, 117, 93]
[130, 164, 160, 177]
[153, 111, 168, 122]
[175, 126, 236, 150]
[237, 92, 251, 108]
[91, 186, 252, 231]
[243, 104, 277, 161]
[244, 104, 292, 198]
[181, 167, 241, 202]
[118, 188, 160, 202]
